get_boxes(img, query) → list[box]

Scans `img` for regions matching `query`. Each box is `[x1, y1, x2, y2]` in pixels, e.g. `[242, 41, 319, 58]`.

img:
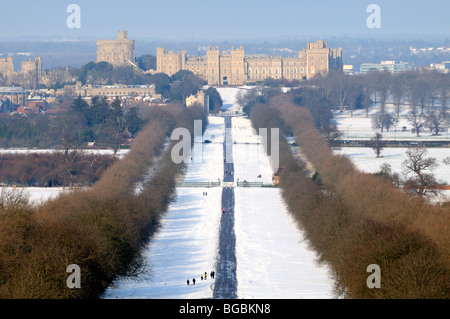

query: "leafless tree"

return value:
[402, 147, 439, 197]
[372, 112, 397, 132]
[424, 110, 446, 135]
[407, 106, 425, 137]
[371, 132, 384, 158]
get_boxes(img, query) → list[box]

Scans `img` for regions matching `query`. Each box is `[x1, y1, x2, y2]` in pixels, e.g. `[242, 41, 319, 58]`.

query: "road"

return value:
[213, 116, 237, 299]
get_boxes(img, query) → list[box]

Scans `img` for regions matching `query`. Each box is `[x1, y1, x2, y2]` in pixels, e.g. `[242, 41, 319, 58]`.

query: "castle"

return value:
[97, 30, 135, 67]
[94, 31, 342, 85]
[157, 40, 343, 85]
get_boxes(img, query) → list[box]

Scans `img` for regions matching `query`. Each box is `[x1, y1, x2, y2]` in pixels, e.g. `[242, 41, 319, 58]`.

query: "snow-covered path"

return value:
[102, 117, 225, 299]
[231, 117, 335, 299]
[102, 111, 335, 299]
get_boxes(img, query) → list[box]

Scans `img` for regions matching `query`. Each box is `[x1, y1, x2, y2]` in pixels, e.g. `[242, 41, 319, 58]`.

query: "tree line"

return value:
[0, 152, 115, 187]
[0, 96, 143, 150]
[247, 94, 449, 298]
[0, 104, 206, 298]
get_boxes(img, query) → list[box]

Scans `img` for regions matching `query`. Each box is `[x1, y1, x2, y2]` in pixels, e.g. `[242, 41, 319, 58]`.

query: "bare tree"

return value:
[372, 112, 397, 132]
[424, 110, 445, 135]
[371, 132, 384, 158]
[402, 147, 439, 197]
[407, 106, 425, 137]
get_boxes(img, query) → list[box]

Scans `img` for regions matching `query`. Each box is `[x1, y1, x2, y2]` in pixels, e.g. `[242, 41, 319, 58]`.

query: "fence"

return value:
[176, 181, 221, 188]
[236, 181, 264, 187]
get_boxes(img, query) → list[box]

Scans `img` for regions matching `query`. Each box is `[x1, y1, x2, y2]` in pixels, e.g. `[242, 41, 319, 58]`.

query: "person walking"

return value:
[210, 271, 215, 279]
[192, 278, 196, 285]
[187, 279, 190, 285]
[204, 272, 207, 280]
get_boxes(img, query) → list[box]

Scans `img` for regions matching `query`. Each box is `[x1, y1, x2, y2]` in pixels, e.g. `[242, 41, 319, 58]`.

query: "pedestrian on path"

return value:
[210, 271, 215, 279]
[222, 208, 225, 213]
[187, 279, 190, 285]
[192, 278, 196, 285]
[204, 272, 207, 280]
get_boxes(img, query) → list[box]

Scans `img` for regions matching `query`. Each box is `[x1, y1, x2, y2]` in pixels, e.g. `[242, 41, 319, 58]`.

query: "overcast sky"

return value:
[1, 0, 449, 41]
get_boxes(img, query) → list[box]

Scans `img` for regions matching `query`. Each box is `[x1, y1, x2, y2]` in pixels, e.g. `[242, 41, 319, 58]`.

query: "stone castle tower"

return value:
[97, 30, 135, 67]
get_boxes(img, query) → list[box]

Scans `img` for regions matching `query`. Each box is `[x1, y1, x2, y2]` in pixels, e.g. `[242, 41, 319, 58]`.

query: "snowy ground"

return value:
[0, 148, 129, 158]
[333, 147, 450, 203]
[334, 103, 450, 141]
[0, 186, 69, 206]
[102, 114, 336, 299]
[232, 116, 275, 184]
[333, 147, 450, 184]
[333, 101, 450, 203]
[102, 117, 225, 299]
[235, 188, 334, 299]
[232, 117, 334, 299]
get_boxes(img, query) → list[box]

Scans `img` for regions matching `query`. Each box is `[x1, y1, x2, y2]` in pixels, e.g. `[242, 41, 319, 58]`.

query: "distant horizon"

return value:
[0, 0, 449, 42]
[1, 32, 450, 44]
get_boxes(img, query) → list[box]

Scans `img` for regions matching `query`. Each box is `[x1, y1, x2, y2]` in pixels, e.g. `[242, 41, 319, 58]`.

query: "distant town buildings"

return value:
[0, 55, 72, 89]
[156, 40, 343, 85]
[0, 86, 26, 110]
[58, 81, 157, 99]
[426, 61, 450, 73]
[97, 30, 136, 67]
[410, 46, 450, 55]
[359, 61, 411, 74]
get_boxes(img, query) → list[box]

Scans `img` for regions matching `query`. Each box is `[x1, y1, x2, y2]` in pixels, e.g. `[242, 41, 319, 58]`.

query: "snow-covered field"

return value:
[333, 147, 450, 184]
[334, 104, 450, 141]
[333, 102, 450, 202]
[333, 147, 450, 203]
[0, 186, 69, 206]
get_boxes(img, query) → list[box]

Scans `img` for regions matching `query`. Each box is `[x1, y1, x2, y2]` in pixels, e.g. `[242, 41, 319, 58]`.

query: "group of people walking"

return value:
[187, 271, 215, 286]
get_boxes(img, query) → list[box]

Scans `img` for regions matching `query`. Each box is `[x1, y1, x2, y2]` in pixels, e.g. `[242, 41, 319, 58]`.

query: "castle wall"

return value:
[156, 40, 342, 85]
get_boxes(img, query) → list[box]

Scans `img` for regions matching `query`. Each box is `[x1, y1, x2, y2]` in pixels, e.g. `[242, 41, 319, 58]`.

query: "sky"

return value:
[0, 0, 449, 41]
